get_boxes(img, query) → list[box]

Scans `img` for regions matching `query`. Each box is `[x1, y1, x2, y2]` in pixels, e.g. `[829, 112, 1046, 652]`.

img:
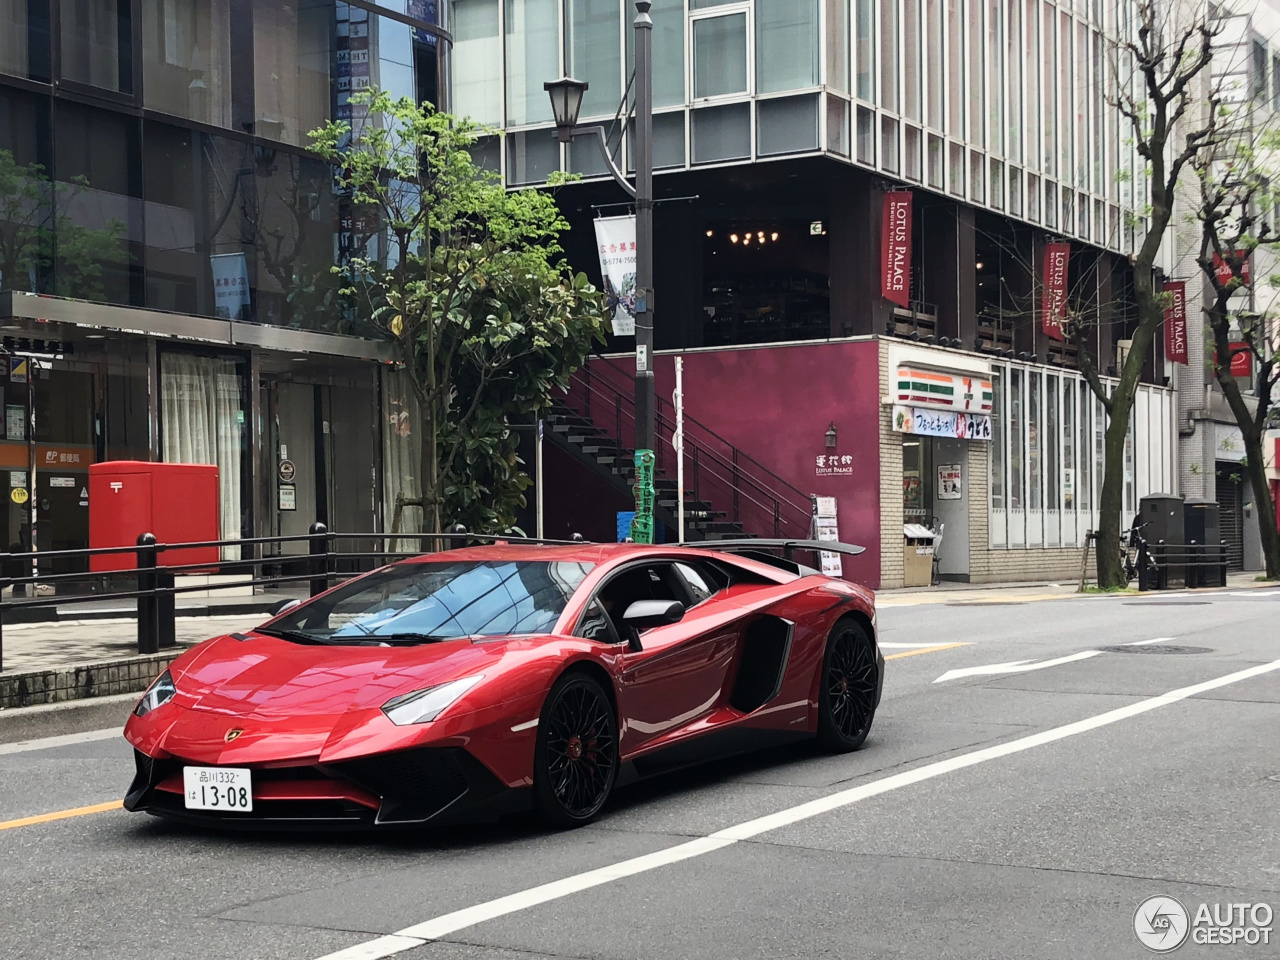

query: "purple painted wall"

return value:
[564, 340, 883, 587]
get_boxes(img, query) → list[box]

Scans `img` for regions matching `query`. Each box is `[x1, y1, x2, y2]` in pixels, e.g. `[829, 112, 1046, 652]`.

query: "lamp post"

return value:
[546, 0, 656, 542]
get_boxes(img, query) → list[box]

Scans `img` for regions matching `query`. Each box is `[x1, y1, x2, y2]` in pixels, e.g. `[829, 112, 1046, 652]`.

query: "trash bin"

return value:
[903, 524, 937, 587]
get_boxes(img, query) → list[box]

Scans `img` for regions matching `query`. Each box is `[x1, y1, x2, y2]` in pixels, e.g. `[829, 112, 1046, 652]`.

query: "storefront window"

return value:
[1028, 370, 1041, 511]
[902, 438, 932, 523]
[989, 367, 1006, 545]
[160, 352, 246, 558]
[1046, 374, 1059, 511]
[1078, 380, 1091, 514]
[1063, 376, 1076, 511]
[1009, 367, 1023, 511]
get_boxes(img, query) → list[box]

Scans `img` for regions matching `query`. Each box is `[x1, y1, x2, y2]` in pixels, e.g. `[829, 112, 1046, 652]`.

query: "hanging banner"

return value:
[594, 215, 637, 337]
[1040, 242, 1071, 341]
[1163, 280, 1188, 366]
[880, 191, 913, 308]
[210, 252, 251, 320]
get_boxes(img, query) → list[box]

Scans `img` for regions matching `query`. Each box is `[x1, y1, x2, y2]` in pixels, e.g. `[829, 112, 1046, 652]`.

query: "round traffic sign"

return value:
[278, 459, 297, 483]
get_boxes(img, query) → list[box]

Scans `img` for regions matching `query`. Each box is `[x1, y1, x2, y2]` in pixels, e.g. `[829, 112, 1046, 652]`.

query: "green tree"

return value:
[309, 91, 607, 535]
[1074, 0, 1221, 587]
[0, 150, 128, 301]
[1191, 123, 1280, 579]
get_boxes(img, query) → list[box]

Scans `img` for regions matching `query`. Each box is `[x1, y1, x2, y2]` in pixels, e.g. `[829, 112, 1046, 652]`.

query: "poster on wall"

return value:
[937, 464, 962, 500]
[210, 252, 251, 320]
[278, 484, 297, 511]
[594, 216, 637, 337]
[9, 357, 28, 384]
[6, 404, 24, 440]
[811, 496, 843, 578]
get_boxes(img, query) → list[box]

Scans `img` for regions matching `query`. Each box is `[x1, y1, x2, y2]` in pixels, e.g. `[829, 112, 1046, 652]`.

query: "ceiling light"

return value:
[706, 229, 713, 237]
[771, 232, 779, 241]
[730, 233, 739, 244]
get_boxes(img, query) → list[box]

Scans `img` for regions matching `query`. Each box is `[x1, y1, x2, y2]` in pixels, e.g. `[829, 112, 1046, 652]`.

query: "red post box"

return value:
[89, 462, 221, 573]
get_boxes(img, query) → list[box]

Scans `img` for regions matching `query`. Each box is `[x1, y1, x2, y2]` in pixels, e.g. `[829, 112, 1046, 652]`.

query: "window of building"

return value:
[1253, 39, 1268, 99]
[881, 116, 899, 173]
[904, 124, 922, 180]
[1272, 53, 1280, 104]
[692, 102, 750, 162]
[453, 0, 502, 125]
[856, 106, 873, 163]
[504, 0, 557, 125]
[987, 0, 1002, 155]
[141, 0, 233, 128]
[1008, 0, 1021, 162]
[947, 0, 962, 136]
[903, 0, 921, 121]
[701, 219, 829, 345]
[60, 0, 133, 94]
[692, 10, 748, 99]
[1059, 11, 1070, 179]
[758, 95, 818, 156]
[855, 0, 873, 101]
[968, 0, 983, 146]
[1045, 373, 1060, 544]
[1, 0, 51, 81]
[566, 0, 621, 119]
[903, 438, 932, 524]
[826, 0, 850, 94]
[252, 0, 329, 147]
[1042, 2, 1054, 175]
[949, 141, 964, 195]
[928, 132, 944, 188]
[879, 0, 898, 111]
[926, 0, 942, 128]
[757, 0, 817, 94]
[826, 94, 851, 156]
[506, 129, 559, 184]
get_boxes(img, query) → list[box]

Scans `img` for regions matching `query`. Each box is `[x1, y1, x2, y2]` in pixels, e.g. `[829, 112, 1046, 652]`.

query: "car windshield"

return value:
[266, 560, 594, 644]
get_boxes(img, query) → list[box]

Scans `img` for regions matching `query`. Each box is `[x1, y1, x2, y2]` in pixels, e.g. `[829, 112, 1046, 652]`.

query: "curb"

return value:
[0, 692, 139, 743]
[0, 651, 182, 712]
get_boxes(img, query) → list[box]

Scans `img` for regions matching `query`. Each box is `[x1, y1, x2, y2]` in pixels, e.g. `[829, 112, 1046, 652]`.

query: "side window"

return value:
[577, 598, 618, 644]
[589, 563, 685, 635]
[673, 562, 730, 605]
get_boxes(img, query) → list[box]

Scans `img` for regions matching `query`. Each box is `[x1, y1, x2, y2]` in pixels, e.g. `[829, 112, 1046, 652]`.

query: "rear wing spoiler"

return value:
[684, 539, 865, 577]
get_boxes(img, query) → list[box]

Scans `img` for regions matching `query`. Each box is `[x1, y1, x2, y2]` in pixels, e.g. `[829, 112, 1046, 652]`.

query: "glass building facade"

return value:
[0, 1, 445, 566]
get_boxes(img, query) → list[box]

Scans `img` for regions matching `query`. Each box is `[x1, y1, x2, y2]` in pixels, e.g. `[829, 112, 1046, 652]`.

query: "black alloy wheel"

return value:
[816, 618, 878, 752]
[534, 672, 619, 827]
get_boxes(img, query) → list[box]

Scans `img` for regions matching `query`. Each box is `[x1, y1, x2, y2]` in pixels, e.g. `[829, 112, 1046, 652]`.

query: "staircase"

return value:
[545, 357, 813, 542]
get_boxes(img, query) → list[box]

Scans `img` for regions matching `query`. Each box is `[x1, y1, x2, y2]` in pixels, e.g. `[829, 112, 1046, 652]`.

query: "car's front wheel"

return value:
[816, 617, 879, 752]
[533, 671, 619, 827]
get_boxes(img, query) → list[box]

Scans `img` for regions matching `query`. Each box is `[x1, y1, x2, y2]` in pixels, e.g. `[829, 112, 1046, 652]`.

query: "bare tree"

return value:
[1076, 0, 1222, 587]
[1191, 114, 1280, 578]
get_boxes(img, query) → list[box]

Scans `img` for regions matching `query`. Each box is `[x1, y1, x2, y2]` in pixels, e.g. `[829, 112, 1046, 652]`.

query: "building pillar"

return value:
[829, 171, 886, 336]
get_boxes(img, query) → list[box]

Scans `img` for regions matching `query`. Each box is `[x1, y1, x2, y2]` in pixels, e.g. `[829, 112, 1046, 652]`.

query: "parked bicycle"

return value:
[1120, 518, 1153, 586]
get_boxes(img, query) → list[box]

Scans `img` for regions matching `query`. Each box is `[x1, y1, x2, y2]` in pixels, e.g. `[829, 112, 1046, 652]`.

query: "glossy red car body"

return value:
[123, 542, 881, 828]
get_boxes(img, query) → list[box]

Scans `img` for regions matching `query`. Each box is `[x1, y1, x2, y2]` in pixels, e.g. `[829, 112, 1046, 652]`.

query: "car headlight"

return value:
[381, 675, 485, 726]
[134, 670, 177, 717]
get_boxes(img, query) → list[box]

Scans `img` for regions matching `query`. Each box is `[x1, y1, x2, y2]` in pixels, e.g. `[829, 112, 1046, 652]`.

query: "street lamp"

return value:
[547, 1, 656, 543]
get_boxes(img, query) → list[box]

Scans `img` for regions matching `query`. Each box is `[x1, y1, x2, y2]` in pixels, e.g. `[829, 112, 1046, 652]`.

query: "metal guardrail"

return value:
[0, 523, 508, 673]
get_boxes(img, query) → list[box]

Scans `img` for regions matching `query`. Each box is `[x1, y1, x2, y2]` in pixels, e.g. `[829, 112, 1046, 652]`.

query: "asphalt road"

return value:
[2, 588, 1278, 960]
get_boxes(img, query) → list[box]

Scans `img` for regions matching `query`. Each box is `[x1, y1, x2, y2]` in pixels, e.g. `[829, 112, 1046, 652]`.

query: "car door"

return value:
[597, 561, 740, 755]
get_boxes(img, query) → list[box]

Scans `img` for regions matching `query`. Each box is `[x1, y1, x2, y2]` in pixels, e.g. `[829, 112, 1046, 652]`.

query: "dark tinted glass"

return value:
[275, 561, 595, 641]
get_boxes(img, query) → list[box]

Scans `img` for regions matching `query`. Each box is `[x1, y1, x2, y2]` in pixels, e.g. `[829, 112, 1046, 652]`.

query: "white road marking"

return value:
[1227, 590, 1280, 597]
[932, 650, 1104, 684]
[1123, 637, 1175, 646]
[509, 719, 538, 733]
[310, 656, 1280, 960]
[0, 728, 120, 756]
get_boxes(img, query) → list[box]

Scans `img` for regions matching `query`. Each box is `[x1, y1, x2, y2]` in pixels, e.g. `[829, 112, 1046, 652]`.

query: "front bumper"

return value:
[124, 745, 526, 830]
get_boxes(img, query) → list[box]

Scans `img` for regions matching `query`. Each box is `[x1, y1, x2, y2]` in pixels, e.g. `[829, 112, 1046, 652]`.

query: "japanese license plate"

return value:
[183, 766, 253, 812]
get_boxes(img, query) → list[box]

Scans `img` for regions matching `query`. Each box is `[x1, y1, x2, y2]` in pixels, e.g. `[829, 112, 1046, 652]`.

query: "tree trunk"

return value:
[1242, 432, 1280, 580]
[1095, 400, 1131, 588]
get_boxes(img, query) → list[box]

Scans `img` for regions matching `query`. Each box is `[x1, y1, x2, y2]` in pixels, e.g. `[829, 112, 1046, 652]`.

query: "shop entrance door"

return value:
[266, 382, 319, 554]
[931, 438, 970, 580]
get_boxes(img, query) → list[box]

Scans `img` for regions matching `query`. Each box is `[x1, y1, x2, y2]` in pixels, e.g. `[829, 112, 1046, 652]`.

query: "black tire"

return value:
[533, 671, 619, 827]
[816, 618, 879, 752]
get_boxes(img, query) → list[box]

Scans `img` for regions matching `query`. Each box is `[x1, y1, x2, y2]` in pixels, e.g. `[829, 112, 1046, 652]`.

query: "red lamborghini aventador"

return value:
[123, 539, 882, 829]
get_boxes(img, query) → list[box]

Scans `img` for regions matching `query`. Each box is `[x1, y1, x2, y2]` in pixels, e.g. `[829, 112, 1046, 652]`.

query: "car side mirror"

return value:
[620, 600, 685, 650]
[270, 598, 302, 617]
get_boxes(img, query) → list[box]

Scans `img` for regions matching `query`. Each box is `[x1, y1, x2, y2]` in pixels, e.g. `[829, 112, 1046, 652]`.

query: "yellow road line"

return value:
[0, 800, 122, 831]
[885, 642, 968, 660]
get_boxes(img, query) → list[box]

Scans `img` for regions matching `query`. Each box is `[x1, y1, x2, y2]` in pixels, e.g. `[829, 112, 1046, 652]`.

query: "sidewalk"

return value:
[875, 570, 1269, 605]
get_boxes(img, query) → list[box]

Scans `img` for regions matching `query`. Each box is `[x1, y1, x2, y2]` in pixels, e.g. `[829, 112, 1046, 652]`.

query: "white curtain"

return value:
[161, 353, 243, 559]
[382, 369, 423, 551]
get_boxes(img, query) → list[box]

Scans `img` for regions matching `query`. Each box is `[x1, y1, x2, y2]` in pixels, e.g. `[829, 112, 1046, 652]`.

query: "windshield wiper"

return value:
[255, 627, 339, 645]
[362, 633, 462, 646]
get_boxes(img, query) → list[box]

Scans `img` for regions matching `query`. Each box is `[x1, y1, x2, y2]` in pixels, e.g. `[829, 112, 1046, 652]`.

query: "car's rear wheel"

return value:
[816, 617, 878, 752]
[533, 672, 618, 827]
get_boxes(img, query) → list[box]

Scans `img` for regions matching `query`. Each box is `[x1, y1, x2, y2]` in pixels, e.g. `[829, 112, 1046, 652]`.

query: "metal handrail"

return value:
[565, 359, 812, 536]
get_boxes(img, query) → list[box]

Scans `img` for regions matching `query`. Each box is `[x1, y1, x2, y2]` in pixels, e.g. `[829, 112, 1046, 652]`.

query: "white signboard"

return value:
[892, 405, 992, 441]
[812, 496, 843, 578]
[278, 484, 297, 511]
[937, 464, 962, 500]
[593, 215, 637, 337]
[210, 252, 251, 320]
[49, 477, 76, 488]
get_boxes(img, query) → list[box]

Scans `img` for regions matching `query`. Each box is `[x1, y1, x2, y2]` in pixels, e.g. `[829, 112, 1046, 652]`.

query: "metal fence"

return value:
[0, 523, 498, 673]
